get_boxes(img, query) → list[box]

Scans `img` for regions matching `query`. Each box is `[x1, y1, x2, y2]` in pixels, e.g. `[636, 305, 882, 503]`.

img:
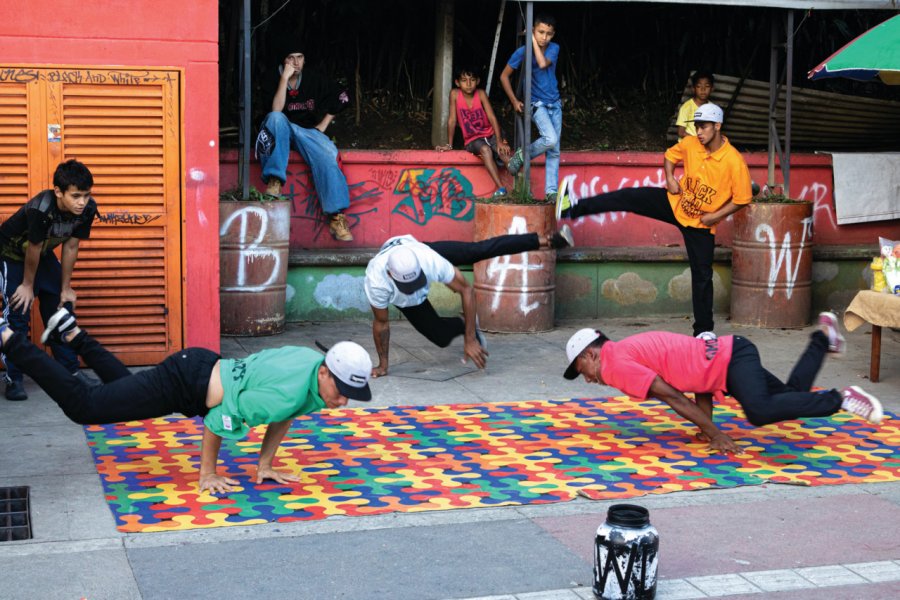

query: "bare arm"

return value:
[316, 113, 335, 133]
[59, 237, 80, 307]
[446, 268, 487, 369]
[440, 91, 457, 150]
[10, 243, 43, 312]
[271, 64, 297, 112]
[198, 426, 239, 493]
[677, 126, 688, 139]
[371, 305, 391, 377]
[648, 377, 739, 453]
[700, 200, 747, 228]
[664, 157, 681, 195]
[499, 64, 523, 113]
[255, 419, 300, 485]
[532, 34, 551, 69]
[693, 392, 713, 441]
[480, 90, 510, 155]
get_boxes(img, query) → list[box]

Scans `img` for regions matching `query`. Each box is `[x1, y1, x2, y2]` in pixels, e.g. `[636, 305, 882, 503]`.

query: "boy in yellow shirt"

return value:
[676, 72, 714, 139]
[556, 103, 752, 337]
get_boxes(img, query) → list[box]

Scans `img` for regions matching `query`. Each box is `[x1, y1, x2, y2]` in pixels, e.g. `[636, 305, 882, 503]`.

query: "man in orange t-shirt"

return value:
[561, 319, 883, 455]
[556, 103, 752, 336]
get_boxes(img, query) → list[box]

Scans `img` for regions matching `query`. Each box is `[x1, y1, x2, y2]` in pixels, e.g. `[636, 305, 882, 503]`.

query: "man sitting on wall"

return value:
[256, 42, 354, 241]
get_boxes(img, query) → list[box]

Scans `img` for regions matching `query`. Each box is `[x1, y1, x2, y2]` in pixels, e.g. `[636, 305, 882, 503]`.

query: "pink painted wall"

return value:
[221, 149, 898, 250]
[0, 1, 220, 350]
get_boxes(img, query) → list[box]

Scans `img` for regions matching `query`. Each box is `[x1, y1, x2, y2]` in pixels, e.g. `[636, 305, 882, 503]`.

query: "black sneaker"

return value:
[549, 224, 575, 250]
[5, 379, 27, 401]
[41, 307, 78, 345]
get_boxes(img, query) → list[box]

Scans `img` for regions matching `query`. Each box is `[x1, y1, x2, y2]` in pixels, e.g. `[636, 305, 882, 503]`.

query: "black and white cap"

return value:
[324, 341, 373, 401]
[387, 247, 427, 294]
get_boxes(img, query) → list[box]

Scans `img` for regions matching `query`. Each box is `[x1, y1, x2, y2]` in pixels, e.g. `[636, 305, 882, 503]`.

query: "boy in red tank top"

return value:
[436, 66, 511, 198]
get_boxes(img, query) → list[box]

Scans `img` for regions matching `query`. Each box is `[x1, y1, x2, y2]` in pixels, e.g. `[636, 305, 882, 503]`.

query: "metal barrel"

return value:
[473, 202, 556, 332]
[219, 200, 291, 336]
[730, 201, 813, 328]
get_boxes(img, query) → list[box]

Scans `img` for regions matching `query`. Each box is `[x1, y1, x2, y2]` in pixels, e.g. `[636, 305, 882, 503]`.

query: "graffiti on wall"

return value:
[219, 205, 286, 292]
[755, 216, 813, 299]
[283, 166, 381, 240]
[96, 211, 160, 225]
[485, 216, 543, 315]
[392, 167, 475, 225]
[795, 181, 835, 229]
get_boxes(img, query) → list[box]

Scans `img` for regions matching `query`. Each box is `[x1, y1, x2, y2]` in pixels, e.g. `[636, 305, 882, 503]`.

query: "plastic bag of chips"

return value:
[879, 237, 900, 293]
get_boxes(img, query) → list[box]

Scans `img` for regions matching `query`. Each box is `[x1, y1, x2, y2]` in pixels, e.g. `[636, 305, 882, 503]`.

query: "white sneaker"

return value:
[696, 331, 717, 342]
[818, 311, 845, 354]
[41, 307, 77, 345]
[841, 386, 883, 424]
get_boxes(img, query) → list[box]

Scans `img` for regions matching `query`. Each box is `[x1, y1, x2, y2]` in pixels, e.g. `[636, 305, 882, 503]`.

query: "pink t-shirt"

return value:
[455, 89, 494, 146]
[599, 331, 733, 401]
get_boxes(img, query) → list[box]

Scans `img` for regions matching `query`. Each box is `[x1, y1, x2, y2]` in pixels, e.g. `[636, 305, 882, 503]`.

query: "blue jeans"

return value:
[528, 100, 562, 195]
[1, 255, 79, 382]
[258, 111, 350, 214]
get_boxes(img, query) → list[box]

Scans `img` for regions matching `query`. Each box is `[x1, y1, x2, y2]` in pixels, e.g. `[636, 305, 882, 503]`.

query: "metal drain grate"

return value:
[0, 486, 32, 541]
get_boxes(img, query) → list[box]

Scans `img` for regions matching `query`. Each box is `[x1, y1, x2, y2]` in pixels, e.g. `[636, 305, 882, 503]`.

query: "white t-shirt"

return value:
[364, 235, 456, 309]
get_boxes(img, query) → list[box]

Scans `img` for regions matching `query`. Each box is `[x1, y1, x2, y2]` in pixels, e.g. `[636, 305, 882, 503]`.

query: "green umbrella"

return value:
[808, 15, 900, 84]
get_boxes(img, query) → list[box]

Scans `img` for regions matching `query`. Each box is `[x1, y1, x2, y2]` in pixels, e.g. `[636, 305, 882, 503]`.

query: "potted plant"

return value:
[730, 186, 814, 328]
[219, 187, 292, 335]
[472, 176, 557, 332]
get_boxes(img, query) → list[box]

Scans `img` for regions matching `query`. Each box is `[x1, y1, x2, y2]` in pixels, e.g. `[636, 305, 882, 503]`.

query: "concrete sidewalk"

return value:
[1, 316, 898, 599]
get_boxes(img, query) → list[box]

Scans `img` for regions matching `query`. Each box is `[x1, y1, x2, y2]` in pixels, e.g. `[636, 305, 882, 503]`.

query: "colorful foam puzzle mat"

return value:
[84, 396, 900, 533]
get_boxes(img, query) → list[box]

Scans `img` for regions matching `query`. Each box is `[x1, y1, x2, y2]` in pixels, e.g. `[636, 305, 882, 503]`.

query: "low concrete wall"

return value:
[220, 149, 892, 325]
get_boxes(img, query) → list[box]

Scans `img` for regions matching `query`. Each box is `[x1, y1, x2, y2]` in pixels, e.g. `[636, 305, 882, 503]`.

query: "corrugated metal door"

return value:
[0, 66, 183, 365]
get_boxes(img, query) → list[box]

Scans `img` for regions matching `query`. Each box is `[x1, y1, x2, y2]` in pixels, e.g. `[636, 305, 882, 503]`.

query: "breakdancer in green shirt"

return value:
[0, 307, 373, 494]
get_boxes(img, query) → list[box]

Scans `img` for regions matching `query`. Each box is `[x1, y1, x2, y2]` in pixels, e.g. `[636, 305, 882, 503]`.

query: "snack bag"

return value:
[871, 256, 887, 292]
[879, 237, 900, 293]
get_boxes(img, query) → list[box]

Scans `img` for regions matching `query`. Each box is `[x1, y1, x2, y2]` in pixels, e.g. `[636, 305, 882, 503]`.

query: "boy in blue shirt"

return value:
[500, 13, 561, 202]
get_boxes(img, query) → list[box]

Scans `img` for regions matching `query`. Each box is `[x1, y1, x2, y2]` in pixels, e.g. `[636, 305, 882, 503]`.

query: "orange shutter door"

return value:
[0, 67, 184, 365]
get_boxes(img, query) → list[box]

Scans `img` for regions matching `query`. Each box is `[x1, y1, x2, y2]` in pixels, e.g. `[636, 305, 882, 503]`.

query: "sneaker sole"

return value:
[558, 224, 574, 248]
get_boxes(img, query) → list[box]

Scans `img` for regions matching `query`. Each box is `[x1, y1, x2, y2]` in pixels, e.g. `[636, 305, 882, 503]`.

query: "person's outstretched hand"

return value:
[256, 466, 300, 486]
[199, 472, 239, 494]
[707, 433, 740, 455]
[463, 339, 488, 369]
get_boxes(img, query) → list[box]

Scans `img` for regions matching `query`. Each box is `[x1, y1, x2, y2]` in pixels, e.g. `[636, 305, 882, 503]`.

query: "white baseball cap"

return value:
[387, 246, 427, 294]
[687, 102, 724, 124]
[563, 328, 603, 380]
[324, 341, 373, 401]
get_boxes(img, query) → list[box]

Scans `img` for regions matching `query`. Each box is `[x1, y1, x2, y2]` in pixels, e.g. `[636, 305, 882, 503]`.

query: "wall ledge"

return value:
[288, 244, 872, 267]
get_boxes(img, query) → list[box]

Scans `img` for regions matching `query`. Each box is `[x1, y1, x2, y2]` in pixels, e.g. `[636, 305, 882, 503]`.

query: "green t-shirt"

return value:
[204, 346, 326, 440]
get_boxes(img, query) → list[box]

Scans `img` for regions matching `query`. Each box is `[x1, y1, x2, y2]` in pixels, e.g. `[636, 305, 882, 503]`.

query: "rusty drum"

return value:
[730, 200, 813, 328]
[473, 202, 556, 332]
[219, 199, 291, 336]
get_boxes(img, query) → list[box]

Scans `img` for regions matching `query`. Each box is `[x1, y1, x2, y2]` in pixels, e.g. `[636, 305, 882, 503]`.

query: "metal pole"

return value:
[522, 2, 533, 193]
[241, 0, 251, 200]
[767, 14, 777, 193]
[784, 10, 793, 198]
[485, 0, 506, 96]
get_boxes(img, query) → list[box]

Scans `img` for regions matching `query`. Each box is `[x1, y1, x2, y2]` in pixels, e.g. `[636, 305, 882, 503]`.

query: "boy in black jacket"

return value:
[256, 43, 353, 241]
[0, 159, 98, 400]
